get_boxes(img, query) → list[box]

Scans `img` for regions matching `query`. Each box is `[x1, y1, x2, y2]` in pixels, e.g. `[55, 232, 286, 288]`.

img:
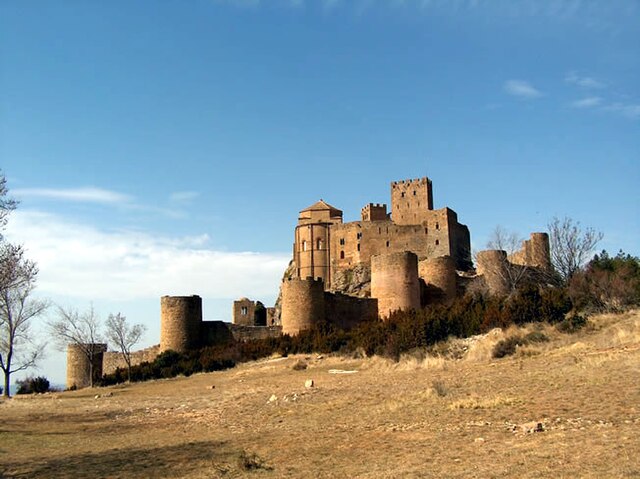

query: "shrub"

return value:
[291, 360, 307, 371]
[556, 314, 587, 333]
[16, 376, 51, 394]
[523, 331, 549, 343]
[492, 336, 527, 359]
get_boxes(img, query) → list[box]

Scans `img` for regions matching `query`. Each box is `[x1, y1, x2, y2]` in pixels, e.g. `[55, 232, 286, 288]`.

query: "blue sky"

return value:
[1, 0, 639, 384]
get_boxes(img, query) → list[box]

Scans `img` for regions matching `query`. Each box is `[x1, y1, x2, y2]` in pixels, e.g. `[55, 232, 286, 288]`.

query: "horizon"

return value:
[1, 0, 638, 386]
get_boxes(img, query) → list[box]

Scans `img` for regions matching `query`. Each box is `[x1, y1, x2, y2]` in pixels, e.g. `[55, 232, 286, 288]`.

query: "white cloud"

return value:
[12, 187, 132, 205]
[571, 96, 602, 108]
[565, 72, 606, 89]
[503, 80, 543, 99]
[5, 210, 290, 301]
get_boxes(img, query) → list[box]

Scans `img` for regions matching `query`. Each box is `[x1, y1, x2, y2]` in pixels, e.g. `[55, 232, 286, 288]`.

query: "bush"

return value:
[16, 376, 51, 394]
[556, 314, 587, 333]
[492, 336, 527, 359]
[524, 331, 549, 343]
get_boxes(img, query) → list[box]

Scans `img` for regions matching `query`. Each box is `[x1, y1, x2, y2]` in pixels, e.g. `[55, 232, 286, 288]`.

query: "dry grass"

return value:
[1, 310, 639, 478]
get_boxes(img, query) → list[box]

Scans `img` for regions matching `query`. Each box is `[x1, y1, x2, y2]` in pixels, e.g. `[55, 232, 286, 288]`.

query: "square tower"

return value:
[391, 177, 433, 225]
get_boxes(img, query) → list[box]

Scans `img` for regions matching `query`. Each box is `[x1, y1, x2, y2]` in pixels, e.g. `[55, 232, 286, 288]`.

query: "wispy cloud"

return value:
[571, 96, 602, 108]
[565, 72, 606, 89]
[603, 102, 640, 120]
[503, 80, 543, 99]
[12, 187, 132, 205]
[169, 191, 200, 203]
[5, 211, 290, 301]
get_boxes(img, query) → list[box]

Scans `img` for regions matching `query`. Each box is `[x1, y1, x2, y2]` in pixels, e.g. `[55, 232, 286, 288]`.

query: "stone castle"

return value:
[66, 176, 551, 389]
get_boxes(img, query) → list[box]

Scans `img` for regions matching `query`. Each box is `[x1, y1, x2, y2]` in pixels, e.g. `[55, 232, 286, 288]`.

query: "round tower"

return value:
[476, 250, 509, 296]
[371, 251, 420, 319]
[160, 295, 202, 352]
[527, 232, 551, 270]
[419, 255, 457, 304]
[281, 277, 325, 335]
[66, 343, 107, 390]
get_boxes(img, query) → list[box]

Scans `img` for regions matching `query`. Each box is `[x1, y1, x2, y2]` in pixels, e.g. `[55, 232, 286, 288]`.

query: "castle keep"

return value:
[66, 176, 553, 389]
[293, 177, 471, 290]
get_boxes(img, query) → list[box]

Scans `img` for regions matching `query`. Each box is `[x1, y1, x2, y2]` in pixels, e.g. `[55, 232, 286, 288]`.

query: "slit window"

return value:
[357, 244, 361, 252]
[339, 238, 345, 246]
[340, 251, 345, 259]
[435, 239, 440, 246]
[386, 241, 390, 247]
[317, 238, 323, 249]
[302, 240, 307, 251]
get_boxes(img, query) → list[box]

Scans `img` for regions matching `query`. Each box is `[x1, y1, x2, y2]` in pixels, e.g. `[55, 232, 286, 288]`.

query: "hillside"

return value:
[1, 310, 639, 478]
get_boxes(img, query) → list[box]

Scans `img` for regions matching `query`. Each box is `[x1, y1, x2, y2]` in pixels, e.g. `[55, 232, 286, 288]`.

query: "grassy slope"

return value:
[1, 311, 639, 478]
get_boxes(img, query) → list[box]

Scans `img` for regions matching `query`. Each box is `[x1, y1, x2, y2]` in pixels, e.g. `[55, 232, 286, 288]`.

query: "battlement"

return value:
[361, 203, 388, 221]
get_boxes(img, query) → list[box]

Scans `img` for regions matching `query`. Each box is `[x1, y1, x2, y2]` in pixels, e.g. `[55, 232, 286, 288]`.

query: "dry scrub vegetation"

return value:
[1, 311, 639, 478]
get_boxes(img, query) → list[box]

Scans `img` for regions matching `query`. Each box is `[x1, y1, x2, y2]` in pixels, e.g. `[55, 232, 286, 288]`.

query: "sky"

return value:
[1, 0, 639, 385]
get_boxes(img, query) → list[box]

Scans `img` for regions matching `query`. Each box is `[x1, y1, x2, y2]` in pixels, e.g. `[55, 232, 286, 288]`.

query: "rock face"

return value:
[328, 263, 372, 297]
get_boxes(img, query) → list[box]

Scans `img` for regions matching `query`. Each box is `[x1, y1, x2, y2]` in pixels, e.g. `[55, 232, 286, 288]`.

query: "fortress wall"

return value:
[228, 324, 283, 341]
[371, 251, 421, 319]
[160, 295, 203, 352]
[324, 292, 378, 330]
[103, 345, 160, 376]
[281, 277, 326, 335]
[419, 256, 457, 304]
[476, 250, 509, 296]
[66, 343, 107, 390]
[266, 307, 276, 326]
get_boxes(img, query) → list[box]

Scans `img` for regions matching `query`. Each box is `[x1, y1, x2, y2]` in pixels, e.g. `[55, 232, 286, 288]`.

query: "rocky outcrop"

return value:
[329, 263, 371, 298]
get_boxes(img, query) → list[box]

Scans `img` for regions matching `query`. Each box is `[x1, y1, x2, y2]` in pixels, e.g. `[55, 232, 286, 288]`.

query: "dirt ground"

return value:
[1, 311, 639, 478]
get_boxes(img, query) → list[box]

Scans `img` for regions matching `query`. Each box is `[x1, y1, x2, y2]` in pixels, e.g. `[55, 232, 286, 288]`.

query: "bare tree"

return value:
[0, 243, 48, 397]
[49, 305, 103, 387]
[484, 225, 528, 293]
[0, 172, 17, 234]
[105, 312, 146, 382]
[548, 216, 604, 283]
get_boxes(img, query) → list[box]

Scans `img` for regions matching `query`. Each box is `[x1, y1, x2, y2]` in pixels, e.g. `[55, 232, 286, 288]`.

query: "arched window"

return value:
[340, 251, 345, 259]
[317, 238, 323, 249]
[302, 240, 307, 252]
[435, 239, 440, 246]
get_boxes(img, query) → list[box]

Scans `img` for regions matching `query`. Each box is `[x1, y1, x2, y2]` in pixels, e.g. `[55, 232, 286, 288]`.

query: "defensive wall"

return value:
[103, 345, 161, 376]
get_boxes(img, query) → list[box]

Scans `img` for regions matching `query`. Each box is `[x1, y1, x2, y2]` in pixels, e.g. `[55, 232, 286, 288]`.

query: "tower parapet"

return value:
[66, 343, 107, 390]
[371, 251, 420, 319]
[281, 277, 326, 335]
[361, 203, 388, 221]
[160, 295, 202, 352]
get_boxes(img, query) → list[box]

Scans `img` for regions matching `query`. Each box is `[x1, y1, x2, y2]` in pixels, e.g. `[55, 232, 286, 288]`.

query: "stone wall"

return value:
[228, 324, 283, 341]
[419, 255, 457, 304]
[324, 292, 378, 330]
[476, 250, 509, 296]
[103, 345, 161, 376]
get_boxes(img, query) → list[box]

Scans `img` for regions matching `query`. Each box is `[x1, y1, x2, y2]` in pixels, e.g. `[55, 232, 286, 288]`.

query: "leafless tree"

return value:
[105, 312, 145, 382]
[49, 305, 103, 387]
[0, 173, 17, 234]
[484, 225, 528, 293]
[548, 216, 604, 283]
[0, 243, 48, 397]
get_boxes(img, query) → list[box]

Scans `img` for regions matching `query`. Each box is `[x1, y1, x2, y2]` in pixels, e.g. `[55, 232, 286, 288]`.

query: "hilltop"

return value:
[1, 310, 639, 478]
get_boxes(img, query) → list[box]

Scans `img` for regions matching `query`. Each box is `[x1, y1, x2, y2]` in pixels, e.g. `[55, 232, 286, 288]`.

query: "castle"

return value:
[66, 176, 552, 389]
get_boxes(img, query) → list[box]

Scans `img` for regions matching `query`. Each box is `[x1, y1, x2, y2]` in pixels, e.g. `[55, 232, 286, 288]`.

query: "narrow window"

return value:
[424, 228, 428, 234]
[378, 227, 381, 234]
[401, 192, 405, 198]
[413, 190, 416, 196]
[357, 232, 362, 240]
[317, 238, 323, 249]
[241, 306, 248, 315]
[357, 244, 361, 252]
[340, 251, 345, 259]
[386, 241, 390, 247]
[436, 222, 440, 230]
[302, 240, 307, 251]
[339, 238, 345, 246]
[435, 239, 439, 246]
